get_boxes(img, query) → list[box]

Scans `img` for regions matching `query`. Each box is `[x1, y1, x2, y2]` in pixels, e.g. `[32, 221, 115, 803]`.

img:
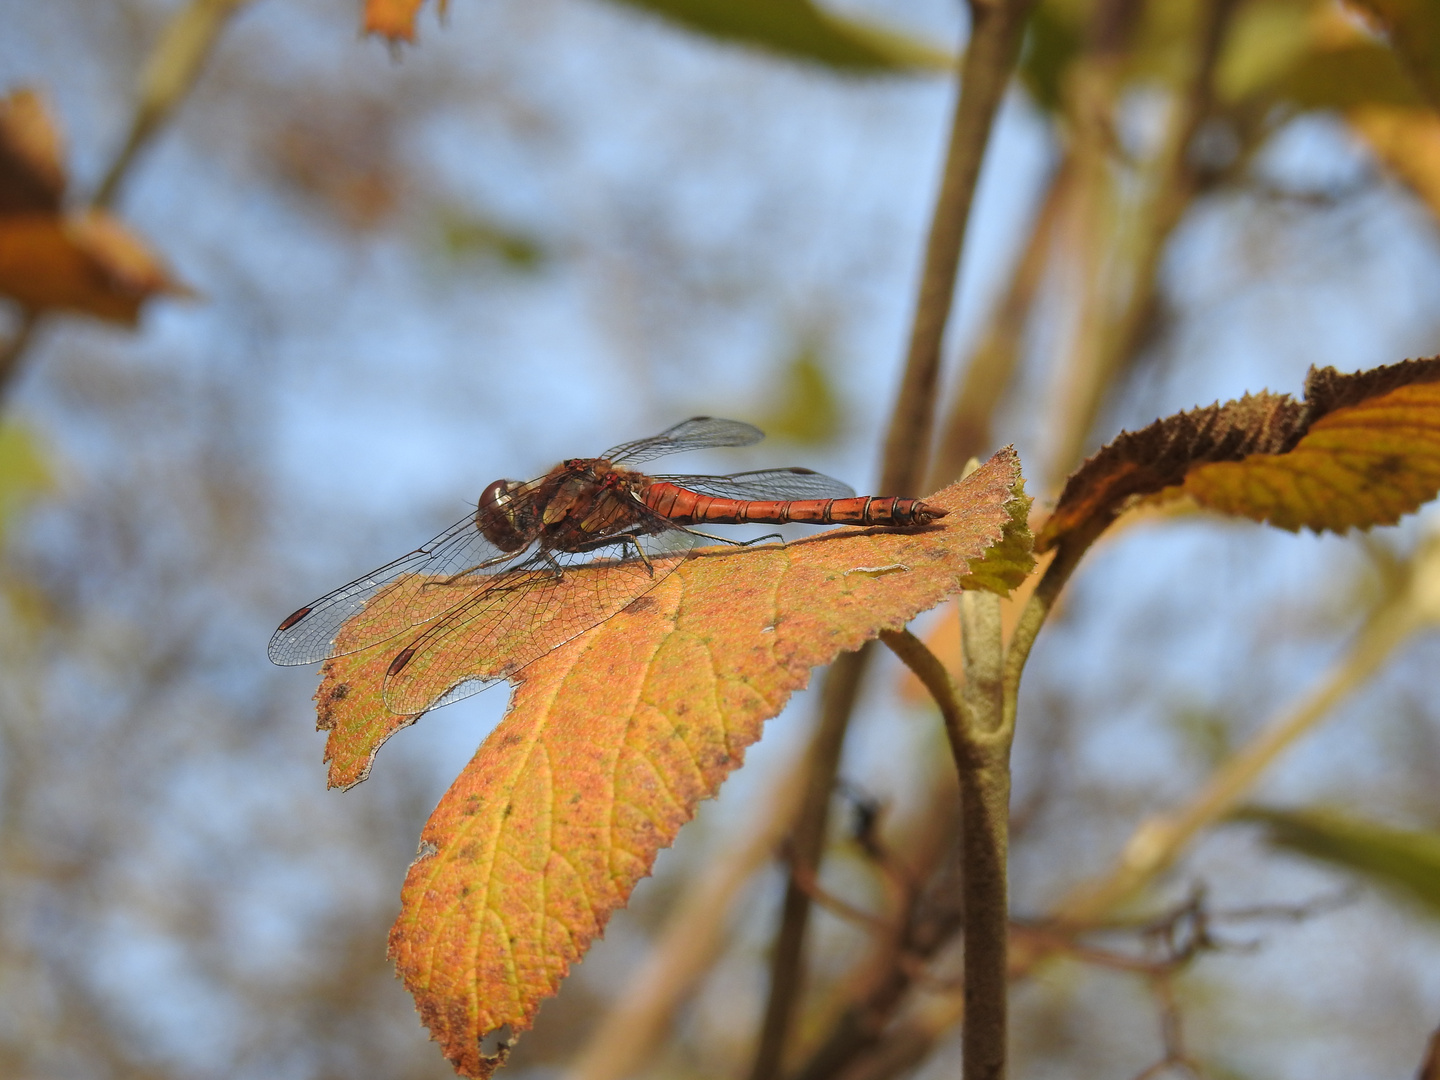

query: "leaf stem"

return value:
[881, 611, 1010, 1080]
[93, 0, 252, 208]
[955, 587, 1009, 1080]
[1002, 524, 1099, 732]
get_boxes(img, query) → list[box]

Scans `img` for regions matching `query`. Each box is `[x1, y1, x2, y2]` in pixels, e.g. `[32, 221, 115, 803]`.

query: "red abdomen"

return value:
[642, 484, 947, 528]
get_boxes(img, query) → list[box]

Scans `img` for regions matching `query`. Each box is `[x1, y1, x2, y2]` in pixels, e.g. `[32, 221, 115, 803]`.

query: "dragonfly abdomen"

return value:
[643, 484, 947, 528]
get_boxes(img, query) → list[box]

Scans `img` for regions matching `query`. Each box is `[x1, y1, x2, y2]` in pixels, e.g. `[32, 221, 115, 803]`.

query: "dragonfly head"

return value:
[477, 478, 533, 552]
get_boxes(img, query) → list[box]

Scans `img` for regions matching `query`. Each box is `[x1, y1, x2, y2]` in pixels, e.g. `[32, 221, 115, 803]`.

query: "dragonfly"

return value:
[269, 417, 947, 714]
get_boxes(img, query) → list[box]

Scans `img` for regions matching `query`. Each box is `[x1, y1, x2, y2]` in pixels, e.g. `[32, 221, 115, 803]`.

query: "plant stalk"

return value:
[747, 2, 1035, 1074]
[747, 646, 870, 1080]
[879, 0, 1038, 498]
[883, 595, 1011, 1080]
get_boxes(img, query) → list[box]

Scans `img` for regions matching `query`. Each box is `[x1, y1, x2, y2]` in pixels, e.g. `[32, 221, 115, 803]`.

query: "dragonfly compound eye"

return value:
[478, 479, 531, 552]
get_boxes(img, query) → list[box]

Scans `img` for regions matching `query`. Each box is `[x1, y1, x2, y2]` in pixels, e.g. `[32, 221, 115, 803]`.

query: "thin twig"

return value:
[0, 310, 39, 407]
[879, 0, 1039, 499]
[1418, 1022, 1440, 1080]
[746, 646, 869, 1080]
[786, 767, 961, 1080]
[927, 158, 1072, 491]
[93, 0, 251, 208]
[1045, 0, 1240, 483]
[786, 861, 897, 937]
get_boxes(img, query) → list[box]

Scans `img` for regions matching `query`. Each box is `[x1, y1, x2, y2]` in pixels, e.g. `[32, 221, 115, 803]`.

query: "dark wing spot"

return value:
[387, 646, 418, 677]
[277, 605, 312, 632]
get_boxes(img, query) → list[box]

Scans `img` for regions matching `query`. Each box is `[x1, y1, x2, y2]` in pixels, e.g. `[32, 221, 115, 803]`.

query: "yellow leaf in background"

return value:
[751, 345, 842, 446]
[0, 422, 51, 543]
[1345, 0, 1440, 110]
[1241, 805, 1440, 918]
[1214, 0, 1314, 106]
[361, 0, 947, 71]
[1346, 106, 1440, 227]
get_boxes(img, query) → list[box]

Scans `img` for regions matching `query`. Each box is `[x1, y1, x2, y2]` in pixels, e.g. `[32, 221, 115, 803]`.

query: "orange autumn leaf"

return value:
[0, 210, 187, 324]
[313, 448, 1030, 1076]
[1037, 358, 1440, 552]
[0, 87, 185, 324]
[364, 0, 445, 42]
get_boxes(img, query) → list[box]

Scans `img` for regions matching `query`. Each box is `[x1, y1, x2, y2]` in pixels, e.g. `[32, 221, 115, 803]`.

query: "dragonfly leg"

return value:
[432, 549, 521, 587]
[564, 531, 657, 576]
[621, 534, 655, 576]
[739, 531, 784, 547]
[678, 527, 784, 548]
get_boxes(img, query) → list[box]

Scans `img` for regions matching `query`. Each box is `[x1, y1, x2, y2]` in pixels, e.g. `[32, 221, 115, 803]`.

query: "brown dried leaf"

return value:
[0, 89, 64, 215]
[0, 210, 188, 324]
[1038, 358, 1440, 551]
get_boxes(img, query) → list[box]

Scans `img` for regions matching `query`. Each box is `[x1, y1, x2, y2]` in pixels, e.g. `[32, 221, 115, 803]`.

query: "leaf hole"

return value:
[479, 1025, 513, 1062]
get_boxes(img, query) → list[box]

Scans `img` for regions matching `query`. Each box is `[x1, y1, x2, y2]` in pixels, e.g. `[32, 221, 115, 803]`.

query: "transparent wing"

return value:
[268, 485, 545, 666]
[604, 416, 763, 466]
[380, 520, 693, 714]
[653, 467, 856, 501]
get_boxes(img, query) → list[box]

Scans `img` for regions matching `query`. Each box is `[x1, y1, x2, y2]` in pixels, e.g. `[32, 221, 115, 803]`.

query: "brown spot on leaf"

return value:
[621, 595, 658, 616]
